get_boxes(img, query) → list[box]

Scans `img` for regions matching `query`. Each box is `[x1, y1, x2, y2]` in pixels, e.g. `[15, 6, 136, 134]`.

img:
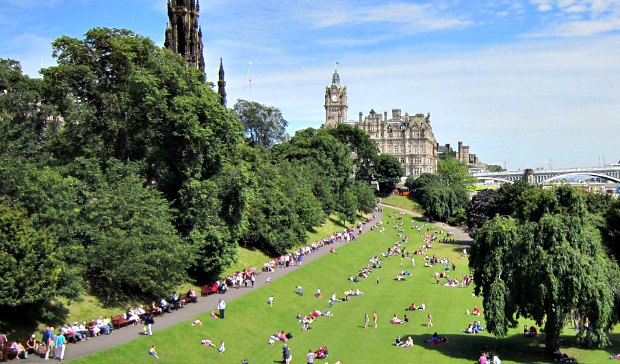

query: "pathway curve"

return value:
[379, 203, 473, 246]
[30, 210, 384, 362]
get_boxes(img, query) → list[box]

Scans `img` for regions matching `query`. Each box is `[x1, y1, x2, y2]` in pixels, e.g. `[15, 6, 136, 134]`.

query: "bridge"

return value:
[472, 166, 620, 186]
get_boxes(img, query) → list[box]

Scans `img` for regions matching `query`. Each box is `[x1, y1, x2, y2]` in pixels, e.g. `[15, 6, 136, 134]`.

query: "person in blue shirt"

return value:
[55, 331, 67, 362]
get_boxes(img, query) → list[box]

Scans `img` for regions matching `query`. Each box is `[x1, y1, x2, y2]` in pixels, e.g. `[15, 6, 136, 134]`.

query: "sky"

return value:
[1, 0, 619, 170]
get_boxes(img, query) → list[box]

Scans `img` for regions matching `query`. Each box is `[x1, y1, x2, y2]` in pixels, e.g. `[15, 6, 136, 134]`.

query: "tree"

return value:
[436, 156, 475, 186]
[487, 164, 505, 172]
[351, 181, 377, 214]
[326, 124, 378, 181]
[0, 157, 87, 299]
[606, 199, 620, 254]
[465, 188, 498, 234]
[374, 154, 402, 194]
[337, 187, 358, 224]
[469, 186, 620, 354]
[0, 59, 57, 160]
[0, 204, 60, 306]
[83, 161, 190, 303]
[233, 99, 288, 148]
[272, 128, 352, 215]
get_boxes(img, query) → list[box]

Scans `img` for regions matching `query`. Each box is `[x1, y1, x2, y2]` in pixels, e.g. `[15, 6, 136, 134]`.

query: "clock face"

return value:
[330, 94, 338, 102]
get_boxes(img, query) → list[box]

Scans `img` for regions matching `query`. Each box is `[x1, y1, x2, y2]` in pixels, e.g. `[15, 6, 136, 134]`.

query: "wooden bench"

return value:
[111, 315, 131, 330]
[2, 342, 16, 360]
[200, 284, 217, 297]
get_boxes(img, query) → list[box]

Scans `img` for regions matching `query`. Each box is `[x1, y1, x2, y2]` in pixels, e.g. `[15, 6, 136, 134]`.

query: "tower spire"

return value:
[218, 58, 227, 107]
[165, 0, 206, 78]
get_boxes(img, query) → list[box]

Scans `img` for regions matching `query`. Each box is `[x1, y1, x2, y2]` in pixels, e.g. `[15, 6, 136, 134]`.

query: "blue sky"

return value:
[1, 0, 619, 170]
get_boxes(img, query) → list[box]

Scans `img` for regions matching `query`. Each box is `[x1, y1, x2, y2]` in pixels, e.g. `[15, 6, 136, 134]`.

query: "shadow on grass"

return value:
[0, 300, 69, 339]
[394, 333, 553, 363]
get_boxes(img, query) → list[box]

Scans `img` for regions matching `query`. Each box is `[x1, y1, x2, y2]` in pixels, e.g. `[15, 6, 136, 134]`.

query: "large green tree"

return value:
[0, 59, 57, 160]
[272, 128, 352, 215]
[0, 204, 60, 306]
[41, 28, 246, 278]
[469, 186, 620, 354]
[326, 123, 378, 181]
[82, 162, 190, 304]
[373, 154, 403, 194]
[233, 99, 288, 148]
[406, 157, 470, 223]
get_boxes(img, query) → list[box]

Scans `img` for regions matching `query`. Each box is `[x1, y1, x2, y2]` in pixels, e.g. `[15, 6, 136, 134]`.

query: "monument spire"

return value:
[218, 58, 227, 107]
[164, 0, 206, 78]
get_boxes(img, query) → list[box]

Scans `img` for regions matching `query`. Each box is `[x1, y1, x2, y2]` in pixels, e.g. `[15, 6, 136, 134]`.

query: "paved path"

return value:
[30, 210, 384, 362]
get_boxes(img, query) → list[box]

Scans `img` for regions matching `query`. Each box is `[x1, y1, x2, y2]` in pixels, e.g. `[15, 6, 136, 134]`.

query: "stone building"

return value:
[165, 0, 206, 77]
[437, 141, 480, 165]
[323, 70, 437, 177]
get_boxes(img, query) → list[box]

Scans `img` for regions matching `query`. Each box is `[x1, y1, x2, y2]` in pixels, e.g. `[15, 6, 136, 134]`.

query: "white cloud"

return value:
[308, 2, 473, 31]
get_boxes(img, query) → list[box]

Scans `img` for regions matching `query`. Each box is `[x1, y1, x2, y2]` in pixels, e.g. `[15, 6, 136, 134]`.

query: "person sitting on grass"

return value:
[192, 318, 203, 326]
[472, 306, 481, 316]
[394, 274, 405, 281]
[425, 332, 448, 344]
[395, 336, 404, 347]
[406, 303, 416, 311]
[149, 344, 160, 359]
[401, 336, 414, 347]
[391, 314, 405, 324]
[525, 325, 538, 337]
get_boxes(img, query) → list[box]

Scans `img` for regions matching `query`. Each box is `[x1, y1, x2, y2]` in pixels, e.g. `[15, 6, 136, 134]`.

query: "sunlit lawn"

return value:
[71, 208, 620, 363]
[381, 194, 424, 213]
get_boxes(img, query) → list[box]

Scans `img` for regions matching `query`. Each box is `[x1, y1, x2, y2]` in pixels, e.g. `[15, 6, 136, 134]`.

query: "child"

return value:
[218, 340, 225, 353]
[149, 345, 159, 359]
[192, 318, 203, 326]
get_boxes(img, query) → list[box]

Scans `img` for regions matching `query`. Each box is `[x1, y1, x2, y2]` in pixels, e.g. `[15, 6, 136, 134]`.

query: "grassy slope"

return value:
[71, 208, 620, 364]
[381, 194, 424, 213]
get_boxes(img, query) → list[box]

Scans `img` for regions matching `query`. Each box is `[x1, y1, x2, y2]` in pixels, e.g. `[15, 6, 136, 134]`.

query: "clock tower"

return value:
[323, 69, 348, 129]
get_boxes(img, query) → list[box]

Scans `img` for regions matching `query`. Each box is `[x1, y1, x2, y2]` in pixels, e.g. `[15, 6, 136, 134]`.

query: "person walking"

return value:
[364, 313, 369, 329]
[42, 327, 55, 360]
[55, 329, 67, 362]
[427, 312, 434, 327]
[217, 299, 227, 319]
[283, 343, 292, 364]
[373, 311, 378, 328]
[268, 295, 274, 307]
[144, 313, 155, 336]
[297, 285, 303, 296]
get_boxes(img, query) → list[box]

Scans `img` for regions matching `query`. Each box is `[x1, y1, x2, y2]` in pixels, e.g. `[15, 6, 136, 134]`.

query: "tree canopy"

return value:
[469, 186, 620, 353]
[233, 99, 288, 148]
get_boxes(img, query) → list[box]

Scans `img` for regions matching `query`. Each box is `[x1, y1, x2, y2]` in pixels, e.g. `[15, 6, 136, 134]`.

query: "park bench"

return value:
[111, 314, 131, 330]
[2, 342, 16, 360]
[200, 284, 217, 296]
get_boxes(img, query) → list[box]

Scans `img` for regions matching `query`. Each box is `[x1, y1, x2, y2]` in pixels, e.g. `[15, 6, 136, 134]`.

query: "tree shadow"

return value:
[0, 300, 69, 339]
[394, 333, 553, 363]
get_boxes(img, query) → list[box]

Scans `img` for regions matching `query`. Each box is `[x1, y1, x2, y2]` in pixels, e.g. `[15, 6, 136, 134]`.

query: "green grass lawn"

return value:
[381, 194, 424, 213]
[71, 208, 620, 363]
